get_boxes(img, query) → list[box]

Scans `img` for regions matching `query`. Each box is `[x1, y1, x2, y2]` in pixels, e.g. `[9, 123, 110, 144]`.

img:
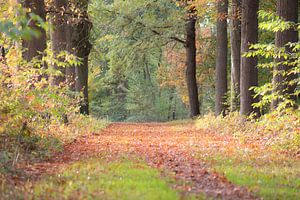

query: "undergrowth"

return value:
[196, 111, 300, 155]
[0, 116, 108, 174]
[0, 26, 109, 175]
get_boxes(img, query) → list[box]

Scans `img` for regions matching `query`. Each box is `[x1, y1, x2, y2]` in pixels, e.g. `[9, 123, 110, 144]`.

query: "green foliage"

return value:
[0, 5, 47, 41]
[258, 10, 297, 32]
[88, 0, 189, 121]
[245, 10, 300, 113]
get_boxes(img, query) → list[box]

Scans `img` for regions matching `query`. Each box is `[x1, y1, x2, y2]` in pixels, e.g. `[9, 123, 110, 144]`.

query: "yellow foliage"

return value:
[196, 112, 300, 155]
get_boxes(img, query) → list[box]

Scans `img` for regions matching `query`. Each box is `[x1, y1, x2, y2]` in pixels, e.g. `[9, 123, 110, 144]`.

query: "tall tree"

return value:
[71, 0, 92, 115]
[240, 0, 260, 116]
[185, 9, 200, 118]
[230, 0, 241, 111]
[22, 0, 46, 61]
[272, 0, 298, 109]
[49, 0, 68, 86]
[215, 0, 228, 116]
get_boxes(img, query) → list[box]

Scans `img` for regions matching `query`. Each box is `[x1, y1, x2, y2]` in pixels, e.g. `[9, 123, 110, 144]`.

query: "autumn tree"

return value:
[272, 0, 298, 109]
[240, 0, 260, 116]
[230, 0, 241, 111]
[215, 0, 228, 116]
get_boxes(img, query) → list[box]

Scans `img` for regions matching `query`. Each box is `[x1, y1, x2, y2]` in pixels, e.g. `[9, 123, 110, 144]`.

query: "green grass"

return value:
[28, 158, 180, 200]
[195, 113, 300, 199]
[209, 155, 300, 200]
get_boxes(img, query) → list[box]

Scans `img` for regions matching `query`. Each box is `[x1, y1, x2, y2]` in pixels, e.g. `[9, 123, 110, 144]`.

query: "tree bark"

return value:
[215, 0, 228, 116]
[0, 46, 5, 61]
[75, 48, 90, 115]
[66, 25, 76, 91]
[240, 0, 260, 117]
[71, 1, 92, 115]
[272, 0, 298, 109]
[185, 17, 200, 118]
[49, 0, 68, 86]
[230, 0, 241, 112]
[22, 0, 47, 61]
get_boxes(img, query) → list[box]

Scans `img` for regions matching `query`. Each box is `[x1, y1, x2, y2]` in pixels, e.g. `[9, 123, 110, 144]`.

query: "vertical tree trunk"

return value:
[272, 0, 298, 109]
[75, 47, 91, 115]
[230, 0, 241, 111]
[0, 46, 5, 62]
[168, 93, 174, 120]
[215, 0, 228, 116]
[240, 0, 260, 116]
[185, 17, 200, 118]
[72, 0, 92, 115]
[50, 0, 68, 86]
[22, 0, 46, 61]
[66, 25, 76, 91]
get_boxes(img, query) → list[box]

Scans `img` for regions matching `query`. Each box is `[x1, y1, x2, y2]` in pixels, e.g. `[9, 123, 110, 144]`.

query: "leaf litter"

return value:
[18, 122, 260, 199]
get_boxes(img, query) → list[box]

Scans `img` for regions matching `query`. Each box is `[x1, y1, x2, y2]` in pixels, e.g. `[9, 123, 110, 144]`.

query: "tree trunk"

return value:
[66, 25, 76, 91]
[71, 1, 92, 115]
[50, 0, 68, 86]
[215, 0, 228, 116]
[22, 0, 46, 61]
[75, 49, 90, 115]
[168, 93, 174, 120]
[185, 17, 200, 118]
[272, 0, 298, 109]
[240, 0, 260, 117]
[0, 46, 5, 61]
[230, 0, 241, 112]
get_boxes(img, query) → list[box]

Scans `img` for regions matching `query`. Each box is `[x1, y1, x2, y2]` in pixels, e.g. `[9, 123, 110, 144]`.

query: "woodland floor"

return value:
[6, 122, 300, 199]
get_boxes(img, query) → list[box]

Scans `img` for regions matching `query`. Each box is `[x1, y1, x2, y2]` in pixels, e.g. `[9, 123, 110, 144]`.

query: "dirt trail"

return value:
[24, 122, 258, 200]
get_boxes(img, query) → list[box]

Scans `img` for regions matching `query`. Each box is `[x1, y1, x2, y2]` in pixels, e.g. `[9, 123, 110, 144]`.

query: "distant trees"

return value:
[215, 0, 228, 116]
[88, 0, 300, 119]
[18, 0, 298, 120]
[88, 0, 192, 121]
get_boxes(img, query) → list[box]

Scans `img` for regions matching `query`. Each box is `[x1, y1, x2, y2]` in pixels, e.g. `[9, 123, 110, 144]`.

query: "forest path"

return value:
[25, 122, 257, 200]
